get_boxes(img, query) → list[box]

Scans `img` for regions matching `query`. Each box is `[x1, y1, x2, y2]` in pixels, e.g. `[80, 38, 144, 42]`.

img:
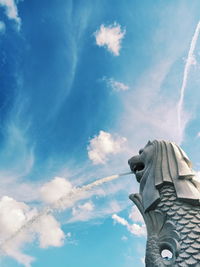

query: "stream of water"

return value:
[0, 171, 132, 252]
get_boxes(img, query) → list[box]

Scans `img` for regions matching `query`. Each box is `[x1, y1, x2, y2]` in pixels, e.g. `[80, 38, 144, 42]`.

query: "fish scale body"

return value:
[154, 185, 200, 266]
[128, 140, 200, 266]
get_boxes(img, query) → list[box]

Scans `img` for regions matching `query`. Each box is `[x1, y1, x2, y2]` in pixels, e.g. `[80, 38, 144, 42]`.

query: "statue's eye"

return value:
[160, 249, 173, 261]
[139, 149, 143, 155]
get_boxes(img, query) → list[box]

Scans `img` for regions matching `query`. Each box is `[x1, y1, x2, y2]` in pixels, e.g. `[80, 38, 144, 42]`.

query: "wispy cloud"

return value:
[87, 131, 127, 164]
[0, 21, 5, 33]
[0, 0, 21, 30]
[68, 199, 126, 224]
[121, 235, 128, 241]
[177, 21, 200, 136]
[0, 120, 38, 203]
[0, 121, 34, 176]
[112, 213, 146, 236]
[69, 201, 94, 222]
[128, 206, 144, 223]
[103, 77, 129, 92]
[94, 23, 125, 56]
[43, 2, 93, 118]
[119, 60, 185, 146]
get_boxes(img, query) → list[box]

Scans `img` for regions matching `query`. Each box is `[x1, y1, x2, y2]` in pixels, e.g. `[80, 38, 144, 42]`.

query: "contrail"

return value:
[0, 171, 132, 253]
[177, 21, 200, 133]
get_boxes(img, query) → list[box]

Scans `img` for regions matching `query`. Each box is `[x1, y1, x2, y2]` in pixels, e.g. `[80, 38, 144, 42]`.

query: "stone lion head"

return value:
[128, 140, 200, 211]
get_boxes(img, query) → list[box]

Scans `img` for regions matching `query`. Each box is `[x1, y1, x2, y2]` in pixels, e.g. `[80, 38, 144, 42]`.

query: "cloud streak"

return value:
[177, 21, 200, 136]
[0, 21, 5, 33]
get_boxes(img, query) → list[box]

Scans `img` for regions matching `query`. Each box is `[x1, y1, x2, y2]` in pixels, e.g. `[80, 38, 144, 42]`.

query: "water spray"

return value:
[0, 171, 132, 253]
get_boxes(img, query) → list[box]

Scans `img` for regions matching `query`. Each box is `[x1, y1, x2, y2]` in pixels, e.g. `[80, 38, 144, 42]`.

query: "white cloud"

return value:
[0, 196, 36, 267]
[112, 213, 146, 237]
[33, 214, 65, 248]
[0, 196, 66, 267]
[121, 235, 128, 241]
[0, 21, 5, 33]
[129, 206, 144, 223]
[0, 196, 28, 235]
[103, 77, 129, 92]
[141, 257, 145, 265]
[0, 197, 39, 247]
[128, 223, 146, 236]
[87, 130, 126, 165]
[0, 0, 21, 30]
[76, 202, 94, 212]
[72, 202, 94, 216]
[66, 232, 71, 238]
[3, 236, 35, 267]
[112, 213, 128, 226]
[70, 201, 94, 222]
[40, 177, 72, 204]
[94, 23, 125, 56]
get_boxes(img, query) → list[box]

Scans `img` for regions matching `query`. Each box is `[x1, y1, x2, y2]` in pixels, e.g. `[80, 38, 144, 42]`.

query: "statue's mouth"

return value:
[128, 157, 145, 182]
[133, 162, 145, 173]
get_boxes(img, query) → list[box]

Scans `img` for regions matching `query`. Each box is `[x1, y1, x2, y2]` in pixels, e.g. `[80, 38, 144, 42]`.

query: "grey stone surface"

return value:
[129, 140, 200, 267]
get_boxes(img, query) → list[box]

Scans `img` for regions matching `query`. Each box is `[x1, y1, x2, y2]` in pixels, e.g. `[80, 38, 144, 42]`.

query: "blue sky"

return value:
[0, 0, 200, 266]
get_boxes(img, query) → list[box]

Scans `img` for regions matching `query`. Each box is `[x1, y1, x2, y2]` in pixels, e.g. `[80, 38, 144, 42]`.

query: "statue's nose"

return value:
[128, 157, 134, 168]
[128, 155, 140, 164]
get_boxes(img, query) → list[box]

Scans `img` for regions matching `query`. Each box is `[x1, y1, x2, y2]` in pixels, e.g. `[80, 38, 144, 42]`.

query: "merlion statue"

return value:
[128, 140, 200, 267]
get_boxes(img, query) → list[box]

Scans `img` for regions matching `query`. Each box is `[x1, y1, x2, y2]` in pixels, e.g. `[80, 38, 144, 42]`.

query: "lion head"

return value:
[128, 140, 200, 211]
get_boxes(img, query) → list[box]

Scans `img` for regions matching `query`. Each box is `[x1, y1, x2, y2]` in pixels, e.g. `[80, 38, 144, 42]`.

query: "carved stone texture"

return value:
[129, 140, 200, 267]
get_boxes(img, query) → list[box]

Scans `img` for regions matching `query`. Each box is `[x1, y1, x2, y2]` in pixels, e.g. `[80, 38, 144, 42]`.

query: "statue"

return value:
[128, 140, 200, 267]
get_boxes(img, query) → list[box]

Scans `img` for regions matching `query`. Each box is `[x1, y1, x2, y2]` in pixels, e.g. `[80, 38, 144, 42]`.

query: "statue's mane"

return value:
[141, 140, 200, 212]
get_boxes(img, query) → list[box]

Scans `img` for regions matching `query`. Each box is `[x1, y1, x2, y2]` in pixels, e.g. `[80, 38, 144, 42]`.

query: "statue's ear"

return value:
[171, 143, 194, 178]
